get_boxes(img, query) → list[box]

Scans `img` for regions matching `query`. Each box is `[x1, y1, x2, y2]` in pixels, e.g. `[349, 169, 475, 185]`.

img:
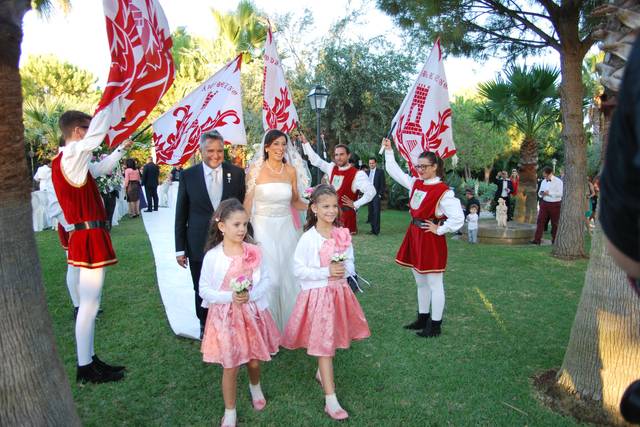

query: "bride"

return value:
[245, 129, 310, 331]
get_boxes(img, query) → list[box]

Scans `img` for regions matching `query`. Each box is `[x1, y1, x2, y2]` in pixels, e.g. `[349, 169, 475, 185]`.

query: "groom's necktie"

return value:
[209, 167, 222, 210]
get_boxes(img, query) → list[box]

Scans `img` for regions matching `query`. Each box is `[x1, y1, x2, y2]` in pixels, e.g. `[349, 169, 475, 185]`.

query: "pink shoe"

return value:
[220, 416, 236, 427]
[324, 405, 349, 421]
[252, 398, 266, 411]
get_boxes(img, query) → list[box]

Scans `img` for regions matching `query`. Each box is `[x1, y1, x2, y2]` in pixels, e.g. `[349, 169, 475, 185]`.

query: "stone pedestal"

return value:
[463, 219, 536, 245]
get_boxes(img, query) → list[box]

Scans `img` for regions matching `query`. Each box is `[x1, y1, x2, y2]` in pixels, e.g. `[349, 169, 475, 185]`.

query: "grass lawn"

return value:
[36, 209, 589, 426]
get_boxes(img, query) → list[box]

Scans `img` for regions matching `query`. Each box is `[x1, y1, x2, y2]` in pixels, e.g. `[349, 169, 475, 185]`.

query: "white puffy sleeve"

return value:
[199, 250, 233, 305]
[293, 232, 330, 281]
[384, 149, 414, 190]
[435, 190, 465, 235]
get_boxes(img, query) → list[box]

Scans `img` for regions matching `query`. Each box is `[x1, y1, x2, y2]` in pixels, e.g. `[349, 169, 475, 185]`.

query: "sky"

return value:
[21, 0, 559, 97]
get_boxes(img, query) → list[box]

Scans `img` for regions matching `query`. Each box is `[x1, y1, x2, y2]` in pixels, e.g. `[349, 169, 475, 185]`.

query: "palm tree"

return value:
[211, 0, 267, 63]
[476, 65, 560, 223]
[554, 2, 640, 424]
[0, 0, 80, 424]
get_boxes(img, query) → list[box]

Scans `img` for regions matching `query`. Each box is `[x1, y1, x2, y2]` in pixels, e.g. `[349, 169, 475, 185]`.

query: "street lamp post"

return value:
[307, 85, 329, 184]
[551, 158, 557, 174]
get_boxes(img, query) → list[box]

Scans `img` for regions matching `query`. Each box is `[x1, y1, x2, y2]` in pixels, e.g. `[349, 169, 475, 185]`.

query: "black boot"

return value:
[77, 361, 124, 384]
[73, 307, 79, 320]
[92, 355, 126, 373]
[417, 319, 442, 338]
[403, 312, 430, 330]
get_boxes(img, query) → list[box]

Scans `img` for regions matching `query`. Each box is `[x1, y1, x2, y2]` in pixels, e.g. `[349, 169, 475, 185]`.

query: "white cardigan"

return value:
[198, 244, 270, 311]
[293, 227, 356, 291]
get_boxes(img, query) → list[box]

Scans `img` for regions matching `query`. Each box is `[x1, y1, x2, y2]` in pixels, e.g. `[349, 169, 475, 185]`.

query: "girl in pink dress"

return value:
[199, 199, 281, 427]
[282, 184, 370, 421]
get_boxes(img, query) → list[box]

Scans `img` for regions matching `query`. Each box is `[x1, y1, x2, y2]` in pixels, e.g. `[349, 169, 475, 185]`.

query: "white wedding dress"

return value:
[252, 182, 301, 331]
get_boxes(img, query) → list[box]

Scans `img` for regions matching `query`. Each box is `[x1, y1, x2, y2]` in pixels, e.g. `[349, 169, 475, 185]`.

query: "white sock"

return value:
[76, 268, 105, 366]
[249, 383, 265, 401]
[66, 262, 80, 308]
[427, 273, 445, 321]
[223, 408, 236, 425]
[412, 270, 431, 314]
[325, 394, 344, 412]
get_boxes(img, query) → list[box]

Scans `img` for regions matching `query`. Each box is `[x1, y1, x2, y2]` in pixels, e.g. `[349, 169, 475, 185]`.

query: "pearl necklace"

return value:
[265, 160, 284, 175]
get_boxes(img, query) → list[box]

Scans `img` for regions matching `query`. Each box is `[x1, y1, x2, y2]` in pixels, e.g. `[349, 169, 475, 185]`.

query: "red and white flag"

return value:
[391, 38, 455, 176]
[262, 24, 298, 132]
[93, 0, 175, 148]
[153, 56, 246, 165]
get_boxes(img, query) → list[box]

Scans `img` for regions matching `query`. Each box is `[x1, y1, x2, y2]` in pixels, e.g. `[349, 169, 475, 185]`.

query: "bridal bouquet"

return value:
[331, 253, 347, 263]
[302, 187, 314, 200]
[230, 275, 252, 294]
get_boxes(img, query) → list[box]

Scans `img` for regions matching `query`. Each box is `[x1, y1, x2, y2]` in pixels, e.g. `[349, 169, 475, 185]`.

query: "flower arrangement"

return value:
[302, 187, 314, 200]
[331, 253, 347, 263]
[92, 153, 123, 194]
[230, 275, 252, 294]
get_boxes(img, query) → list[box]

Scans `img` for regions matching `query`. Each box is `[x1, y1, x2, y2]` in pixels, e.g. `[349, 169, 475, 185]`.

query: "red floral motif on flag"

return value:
[262, 87, 296, 133]
[97, 0, 174, 147]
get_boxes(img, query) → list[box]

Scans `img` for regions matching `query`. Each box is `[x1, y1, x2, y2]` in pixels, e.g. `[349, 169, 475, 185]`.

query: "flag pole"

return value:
[378, 122, 397, 155]
[131, 123, 152, 141]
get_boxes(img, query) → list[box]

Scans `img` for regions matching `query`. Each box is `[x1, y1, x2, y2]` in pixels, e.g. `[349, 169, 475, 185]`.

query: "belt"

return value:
[411, 218, 444, 227]
[340, 206, 355, 212]
[73, 220, 108, 231]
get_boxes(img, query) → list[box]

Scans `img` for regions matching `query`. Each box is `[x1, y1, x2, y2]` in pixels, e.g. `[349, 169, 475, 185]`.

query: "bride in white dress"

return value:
[245, 129, 310, 331]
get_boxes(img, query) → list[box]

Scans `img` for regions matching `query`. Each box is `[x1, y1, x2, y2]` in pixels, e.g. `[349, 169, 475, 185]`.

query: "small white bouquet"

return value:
[331, 253, 347, 263]
[230, 275, 252, 294]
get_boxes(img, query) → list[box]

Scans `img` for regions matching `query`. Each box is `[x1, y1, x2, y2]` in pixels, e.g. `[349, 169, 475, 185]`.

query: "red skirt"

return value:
[396, 223, 447, 273]
[341, 208, 357, 234]
[67, 228, 117, 269]
[57, 224, 69, 250]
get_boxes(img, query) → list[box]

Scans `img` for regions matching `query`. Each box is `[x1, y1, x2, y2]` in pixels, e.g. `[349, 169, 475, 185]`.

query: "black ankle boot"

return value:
[73, 307, 79, 320]
[403, 312, 430, 330]
[77, 361, 124, 384]
[92, 355, 126, 373]
[417, 319, 442, 338]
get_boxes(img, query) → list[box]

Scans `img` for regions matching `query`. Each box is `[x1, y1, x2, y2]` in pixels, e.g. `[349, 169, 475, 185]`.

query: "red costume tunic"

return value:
[396, 180, 450, 273]
[57, 224, 69, 250]
[330, 165, 359, 234]
[51, 153, 117, 269]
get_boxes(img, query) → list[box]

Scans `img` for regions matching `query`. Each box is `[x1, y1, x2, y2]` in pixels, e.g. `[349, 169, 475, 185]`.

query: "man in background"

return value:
[142, 156, 160, 212]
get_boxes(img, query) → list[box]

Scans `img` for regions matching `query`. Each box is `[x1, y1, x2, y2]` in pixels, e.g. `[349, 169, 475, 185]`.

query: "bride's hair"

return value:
[263, 129, 288, 163]
[204, 198, 254, 251]
[304, 184, 342, 231]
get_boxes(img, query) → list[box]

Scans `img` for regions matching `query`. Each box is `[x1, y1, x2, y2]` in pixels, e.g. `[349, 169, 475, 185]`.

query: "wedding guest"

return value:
[199, 199, 280, 427]
[302, 138, 376, 234]
[464, 188, 481, 217]
[530, 166, 563, 245]
[381, 138, 464, 338]
[366, 158, 385, 235]
[493, 170, 514, 221]
[175, 130, 245, 336]
[509, 168, 520, 219]
[282, 184, 370, 421]
[466, 205, 479, 244]
[170, 164, 182, 182]
[34, 158, 53, 192]
[590, 175, 600, 222]
[52, 110, 131, 383]
[142, 156, 160, 212]
[124, 158, 141, 218]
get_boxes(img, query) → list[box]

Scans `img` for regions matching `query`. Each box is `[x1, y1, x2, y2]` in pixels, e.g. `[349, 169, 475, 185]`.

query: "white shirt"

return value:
[34, 165, 53, 192]
[384, 149, 464, 235]
[500, 180, 510, 197]
[302, 142, 376, 209]
[198, 244, 270, 311]
[538, 176, 563, 202]
[368, 167, 376, 185]
[466, 213, 479, 230]
[293, 227, 356, 291]
[202, 162, 223, 209]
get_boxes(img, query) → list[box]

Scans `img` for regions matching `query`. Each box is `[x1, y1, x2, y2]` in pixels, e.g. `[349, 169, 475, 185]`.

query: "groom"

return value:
[175, 130, 246, 335]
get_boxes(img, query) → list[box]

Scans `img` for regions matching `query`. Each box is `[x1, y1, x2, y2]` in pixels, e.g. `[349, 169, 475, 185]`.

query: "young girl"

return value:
[282, 184, 370, 421]
[381, 138, 464, 338]
[199, 198, 281, 427]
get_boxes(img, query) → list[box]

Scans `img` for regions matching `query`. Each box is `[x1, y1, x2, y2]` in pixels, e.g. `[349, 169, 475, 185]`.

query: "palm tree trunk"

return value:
[0, 2, 80, 424]
[484, 166, 492, 183]
[518, 137, 538, 223]
[553, 45, 587, 259]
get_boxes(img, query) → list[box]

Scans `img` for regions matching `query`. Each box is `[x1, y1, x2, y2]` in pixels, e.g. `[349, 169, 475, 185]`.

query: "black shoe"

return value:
[404, 312, 430, 330]
[92, 355, 126, 373]
[529, 240, 541, 245]
[153, 208, 158, 211]
[76, 361, 124, 384]
[144, 209, 153, 212]
[417, 319, 442, 338]
[200, 325, 205, 340]
[73, 307, 79, 320]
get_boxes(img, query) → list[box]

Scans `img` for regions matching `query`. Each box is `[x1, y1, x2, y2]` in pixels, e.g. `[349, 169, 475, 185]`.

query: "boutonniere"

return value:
[226, 172, 231, 183]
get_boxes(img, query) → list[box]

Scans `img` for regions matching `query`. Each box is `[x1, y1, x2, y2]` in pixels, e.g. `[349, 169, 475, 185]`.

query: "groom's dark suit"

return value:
[175, 161, 245, 328]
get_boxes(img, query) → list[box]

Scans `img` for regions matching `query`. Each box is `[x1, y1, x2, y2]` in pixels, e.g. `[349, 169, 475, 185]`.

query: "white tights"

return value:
[66, 262, 80, 308]
[76, 267, 105, 366]
[412, 270, 444, 321]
